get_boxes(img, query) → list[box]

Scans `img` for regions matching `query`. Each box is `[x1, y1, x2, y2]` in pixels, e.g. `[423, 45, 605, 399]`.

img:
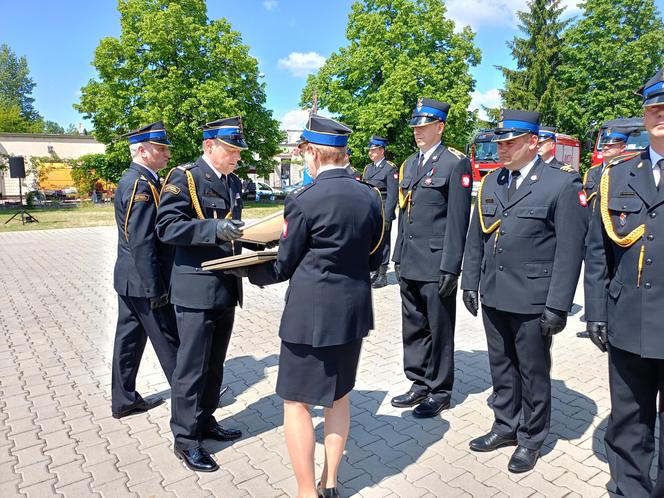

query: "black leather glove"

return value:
[540, 307, 567, 336]
[462, 290, 478, 317]
[438, 272, 458, 298]
[224, 267, 249, 278]
[394, 263, 401, 283]
[149, 293, 169, 310]
[216, 219, 245, 242]
[587, 321, 608, 352]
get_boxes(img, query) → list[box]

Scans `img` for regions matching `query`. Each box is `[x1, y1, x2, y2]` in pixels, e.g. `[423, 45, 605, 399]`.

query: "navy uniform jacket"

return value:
[392, 144, 472, 281]
[362, 158, 398, 221]
[114, 162, 174, 298]
[585, 150, 664, 358]
[345, 164, 362, 180]
[248, 169, 384, 347]
[155, 156, 245, 310]
[461, 159, 588, 314]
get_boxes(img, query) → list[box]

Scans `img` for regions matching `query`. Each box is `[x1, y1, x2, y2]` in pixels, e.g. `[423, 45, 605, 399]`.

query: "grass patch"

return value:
[0, 201, 284, 233]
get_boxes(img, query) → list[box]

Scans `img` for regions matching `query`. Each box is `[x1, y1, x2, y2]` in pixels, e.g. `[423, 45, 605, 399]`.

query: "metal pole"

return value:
[18, 179, 24, 225]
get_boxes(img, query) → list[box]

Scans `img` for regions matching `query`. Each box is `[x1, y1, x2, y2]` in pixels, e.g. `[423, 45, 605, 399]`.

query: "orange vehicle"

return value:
[469, 130, 581, 182]
[591, 117, 649, 167]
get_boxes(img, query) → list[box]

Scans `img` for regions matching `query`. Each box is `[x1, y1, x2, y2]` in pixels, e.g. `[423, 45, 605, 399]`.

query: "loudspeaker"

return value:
[9, 157, 25, 179]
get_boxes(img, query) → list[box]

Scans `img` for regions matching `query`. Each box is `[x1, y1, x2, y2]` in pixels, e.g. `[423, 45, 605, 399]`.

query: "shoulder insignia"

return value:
[133, 193, 150, 202]
[559, 165, 575, 173]
[163, 184, 181, 195]
[292, 182, 316, 197]
[177, 162, 195, 171]
[447, 147, 466, 160]
[386, 160, 397, 168]
[608, 151, 641, 167]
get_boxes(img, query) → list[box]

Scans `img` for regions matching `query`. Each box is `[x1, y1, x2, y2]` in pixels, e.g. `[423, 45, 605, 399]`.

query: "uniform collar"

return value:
[132, 161, 158, 181]
[510, 156, 538, 180]
[374, 158, 385, 167]
[202, 154, 223, 179]
[318, 164, 346, 175]
[650, 146, 664, 168]
[419, 141, 441, 164]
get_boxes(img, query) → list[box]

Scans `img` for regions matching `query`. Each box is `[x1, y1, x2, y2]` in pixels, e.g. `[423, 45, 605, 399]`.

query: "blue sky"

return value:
[2, 0, 663, 131]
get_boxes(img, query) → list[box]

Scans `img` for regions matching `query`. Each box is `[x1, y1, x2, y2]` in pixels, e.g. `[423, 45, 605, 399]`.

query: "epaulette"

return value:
[583, 164, 602, 184]
[386, 160, 397, 168]
[559, 165, 576, 173]
[291, 182, 316, 198]
[447, 147, 466, 160]
[176, 162, 195, 171]
[608, 151, 641, 167]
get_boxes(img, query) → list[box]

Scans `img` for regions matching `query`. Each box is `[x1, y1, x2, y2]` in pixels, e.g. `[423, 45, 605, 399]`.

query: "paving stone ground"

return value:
[0, 226, 619, 497]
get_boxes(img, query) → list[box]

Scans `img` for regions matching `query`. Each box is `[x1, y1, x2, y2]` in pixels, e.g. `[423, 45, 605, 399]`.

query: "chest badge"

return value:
[462, 174, 471, 188]
[424, 177, 433, 186]
[619, 212, 627, 226]
[578, 191, 588, 207]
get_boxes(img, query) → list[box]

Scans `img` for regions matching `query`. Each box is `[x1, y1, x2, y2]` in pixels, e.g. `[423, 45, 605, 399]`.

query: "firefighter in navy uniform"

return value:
[156, 116, 250, 473]
[228, 114, 384, 498]
[461, 110, 588, 473]
[585, 68, 664, 497]
[390, 98, 473, 418]
[537, 126, 564, 168]
[111, 122, 180, 419]
[362, 135, 398, 288]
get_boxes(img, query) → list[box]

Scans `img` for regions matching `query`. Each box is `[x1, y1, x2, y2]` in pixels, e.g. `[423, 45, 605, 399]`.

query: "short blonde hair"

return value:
[305, 143, 346, 164]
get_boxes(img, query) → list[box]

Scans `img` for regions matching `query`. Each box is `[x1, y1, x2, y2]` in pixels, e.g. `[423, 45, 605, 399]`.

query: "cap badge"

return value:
[416, 97, 423, 111]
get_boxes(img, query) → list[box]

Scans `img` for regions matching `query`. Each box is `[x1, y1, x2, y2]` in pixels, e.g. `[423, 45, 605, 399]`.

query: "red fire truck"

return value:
[469, 130, 581, 182]
[590, 117, 649, 167]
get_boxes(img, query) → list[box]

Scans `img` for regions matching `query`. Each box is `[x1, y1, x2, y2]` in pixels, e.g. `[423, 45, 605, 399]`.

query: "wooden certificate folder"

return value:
[202, 250, 278, 271]
[239, 210, 284, 244]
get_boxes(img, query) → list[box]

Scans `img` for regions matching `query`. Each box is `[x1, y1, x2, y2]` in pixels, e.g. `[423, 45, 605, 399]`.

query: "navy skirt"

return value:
[276, 339, 363, 408]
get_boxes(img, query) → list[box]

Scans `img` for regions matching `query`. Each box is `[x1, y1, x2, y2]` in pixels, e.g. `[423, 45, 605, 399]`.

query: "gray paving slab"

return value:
[0, 226, 614, 496]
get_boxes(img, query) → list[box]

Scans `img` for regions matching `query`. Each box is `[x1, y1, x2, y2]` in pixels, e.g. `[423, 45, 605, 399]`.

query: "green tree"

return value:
[300, 0, 481, 166]
[557, 0, 664, 143]
[70, 154, 110, 195]
[0, 101, 42, 133]
[75, 0, 283, 180]
[0, 44, 41, 122]
[42, 121, 65, 134]
[497, 0, 570, 126]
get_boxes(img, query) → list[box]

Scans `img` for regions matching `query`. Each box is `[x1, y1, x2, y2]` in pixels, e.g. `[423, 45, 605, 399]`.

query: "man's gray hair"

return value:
[129, 142, 143, 159]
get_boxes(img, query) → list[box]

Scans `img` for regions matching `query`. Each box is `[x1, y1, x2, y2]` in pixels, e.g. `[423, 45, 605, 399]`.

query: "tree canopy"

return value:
[498, 0, 570, 126]
[557, 0, 664, 141]
[75, 0, 283, 181]
[300, 0, 481, 166]
[0, 44, 40, 123]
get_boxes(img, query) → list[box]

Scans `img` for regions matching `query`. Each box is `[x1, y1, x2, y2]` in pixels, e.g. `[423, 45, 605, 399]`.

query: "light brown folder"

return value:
[202, 250, 278, 270]
[239, 210, 284, 245]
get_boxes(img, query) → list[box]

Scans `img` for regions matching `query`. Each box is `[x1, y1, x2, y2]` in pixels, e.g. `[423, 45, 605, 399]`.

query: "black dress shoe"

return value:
[412, 396, 450, 418]
[112, 397, 164, 419]
[201, 423, 242, 441]
[317, 483, 340, 498]
[174, 446, 218, 472]
[469, 431, 518, 452]
[391, 391, 427, 408]
[508, 446, 540, 473]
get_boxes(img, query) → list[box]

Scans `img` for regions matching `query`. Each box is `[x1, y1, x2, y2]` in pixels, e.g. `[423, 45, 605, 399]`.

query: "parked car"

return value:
[243, 181, 276, 201]
[282, 181, 304, 195]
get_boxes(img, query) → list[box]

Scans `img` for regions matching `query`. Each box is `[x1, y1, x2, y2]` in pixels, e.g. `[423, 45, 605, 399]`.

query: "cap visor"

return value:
[409, 116, 441, 128]
[492, 131, 530, 142]
[218, 138, 248, 150]
[644, 94, 664, 107]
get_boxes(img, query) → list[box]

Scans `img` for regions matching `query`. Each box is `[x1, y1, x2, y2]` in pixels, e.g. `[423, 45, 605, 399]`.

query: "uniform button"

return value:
[503, 211, 508, 217]
[500, 230, 506, 235]
[529, 210, 534, 215]
[622, 205, 628, 210]
[651, 212, 657, 218]
[408, 235, 413, 239]
[498, 265, 504, 271]
[497, 248, 503, 253]
[645, 282, 652, 289]
[648, 234, 655, 241]
[544, 269, 549, 274]
[646, 258, 653, 265]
